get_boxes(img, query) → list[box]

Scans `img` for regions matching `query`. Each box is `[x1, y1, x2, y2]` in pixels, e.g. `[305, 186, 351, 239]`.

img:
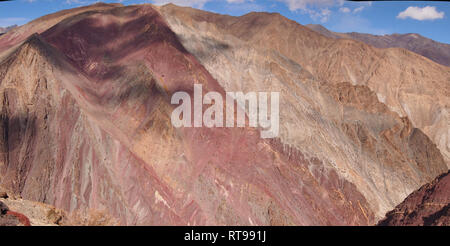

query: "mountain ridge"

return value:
[0, 25, 17, 36]
[306, 24, 450, 67]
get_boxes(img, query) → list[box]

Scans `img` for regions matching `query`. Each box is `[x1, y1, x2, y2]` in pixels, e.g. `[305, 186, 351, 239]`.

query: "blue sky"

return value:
[0, 0, 449, 44]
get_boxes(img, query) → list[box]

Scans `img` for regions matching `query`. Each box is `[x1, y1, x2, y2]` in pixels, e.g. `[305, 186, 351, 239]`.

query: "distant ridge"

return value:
[0, 25, 17, 35]
[306, 24, 450, 67]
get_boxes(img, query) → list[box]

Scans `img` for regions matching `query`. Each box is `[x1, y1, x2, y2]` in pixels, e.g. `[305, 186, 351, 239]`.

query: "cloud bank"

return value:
[397, 6, 444, 21]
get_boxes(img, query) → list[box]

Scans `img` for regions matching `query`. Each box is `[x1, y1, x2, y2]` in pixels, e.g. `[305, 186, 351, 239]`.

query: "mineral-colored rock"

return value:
[378, 170, 450, 226]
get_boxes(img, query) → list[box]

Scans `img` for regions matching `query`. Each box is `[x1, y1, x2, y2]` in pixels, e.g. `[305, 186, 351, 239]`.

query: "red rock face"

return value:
[0, 3, 121, 57]
[0, 3, 447, 225]
[378, 171, 450, 226]
[5, 211, 31, 226]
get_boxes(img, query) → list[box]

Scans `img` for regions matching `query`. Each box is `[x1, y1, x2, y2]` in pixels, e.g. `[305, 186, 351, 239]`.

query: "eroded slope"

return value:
[159, 4, 448, 219]
[159, 5, 450, 167]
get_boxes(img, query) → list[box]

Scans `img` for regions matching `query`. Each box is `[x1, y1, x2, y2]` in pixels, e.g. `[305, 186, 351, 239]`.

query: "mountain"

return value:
[306, 24, 450, 67]
[161, 5, 450, 167]
[0, 3, 122, 61]
[378, 170, 450, 226]
[0, 25, 17, 36]
[0, 3, 448, 225]
[159, 3, 448, 217]
[305, 25, 450, 165]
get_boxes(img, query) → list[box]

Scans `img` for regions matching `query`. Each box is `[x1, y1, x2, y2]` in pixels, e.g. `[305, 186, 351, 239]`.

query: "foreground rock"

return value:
[378, 170, 450, 226]
[0, 200, 31, 226]
[1, 194, 115, 226]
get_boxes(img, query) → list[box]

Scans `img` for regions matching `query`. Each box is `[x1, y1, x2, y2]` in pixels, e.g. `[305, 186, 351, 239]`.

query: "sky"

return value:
[0, 0, 449, 44]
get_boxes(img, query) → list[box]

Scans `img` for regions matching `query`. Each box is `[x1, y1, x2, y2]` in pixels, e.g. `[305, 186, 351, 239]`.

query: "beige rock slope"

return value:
[159, 5, 450, 168]
[159, 4, 448, 218]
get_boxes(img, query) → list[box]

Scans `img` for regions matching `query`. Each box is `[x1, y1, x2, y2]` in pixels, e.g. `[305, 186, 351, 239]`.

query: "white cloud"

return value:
[65, 0, 88, 4]
[64, 0, 97, 5]
[222, 1, 266, 13]
[353, 6, 364, 13]
[226, 0, 247, 3]
[278, 0, 341, 12]
[397, 6, 444, 21]
[319, 8, 331, 23]
[306, 8, 331, 23]
[338, 2, 372, 15]
[339, 7, 350, 13]
[277, 0, 345, 23]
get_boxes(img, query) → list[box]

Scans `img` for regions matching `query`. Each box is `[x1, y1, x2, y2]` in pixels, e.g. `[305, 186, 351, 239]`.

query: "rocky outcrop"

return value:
[0, 188, 116, 226]
[1, 194, 32, 226]
[378, 170, 450, 226]
[0, 210, 31, 226]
